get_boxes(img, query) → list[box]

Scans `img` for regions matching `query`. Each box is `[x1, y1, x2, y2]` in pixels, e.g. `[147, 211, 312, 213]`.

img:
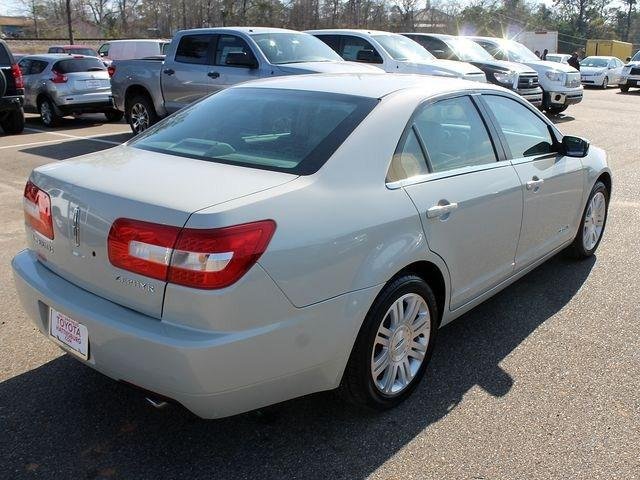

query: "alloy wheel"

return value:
[371, 293, 430, 396]
[583, 191, 606, 251]
[131, 103, 150, 133]
[40, 101, 52, 125]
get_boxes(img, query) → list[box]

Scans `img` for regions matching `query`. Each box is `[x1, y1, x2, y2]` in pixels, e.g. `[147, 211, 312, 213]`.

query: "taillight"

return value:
[11, 64, 24, 89]
[24, 181, 54, 240]
[107, 218, 276, 289]
[107, 65, 115, 77]
[51, 70, 68, 83]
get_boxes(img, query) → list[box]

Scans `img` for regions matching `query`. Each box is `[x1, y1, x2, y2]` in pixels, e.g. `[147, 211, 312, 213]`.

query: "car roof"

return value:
[403, 33, 453, 40]
[176, 26, 301, 35]
[583, 55, 614, 59]
[50, 45, 94, 49]
[103, 39, 169, 43]
[21, 53, 96, 61]
[306, 29, 396, 36]
[234, 72, 504, 99]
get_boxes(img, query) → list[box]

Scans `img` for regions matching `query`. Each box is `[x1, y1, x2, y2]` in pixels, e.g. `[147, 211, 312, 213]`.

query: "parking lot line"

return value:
[23, 127, 129, 146]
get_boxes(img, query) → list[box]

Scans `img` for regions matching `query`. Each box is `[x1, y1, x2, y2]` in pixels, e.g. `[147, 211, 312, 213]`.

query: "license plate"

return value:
[84, 79, 104, 89]
[49, 307, 89, 360]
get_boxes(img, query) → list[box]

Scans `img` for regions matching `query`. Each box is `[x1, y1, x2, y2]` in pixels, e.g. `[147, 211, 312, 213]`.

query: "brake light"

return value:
[11, 63, 24, 89]
[107, 219, 276, 289]
[51, 70, 68, 83]
[107, 65, 115, 77]
[24, 181, 54, 240]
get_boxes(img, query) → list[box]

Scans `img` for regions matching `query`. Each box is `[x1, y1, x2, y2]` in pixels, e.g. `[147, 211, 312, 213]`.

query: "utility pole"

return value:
[66, 0, 74, 44]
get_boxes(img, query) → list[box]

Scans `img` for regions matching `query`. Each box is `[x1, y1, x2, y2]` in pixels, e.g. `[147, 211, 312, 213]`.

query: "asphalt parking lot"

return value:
[1, 88, 639, 479]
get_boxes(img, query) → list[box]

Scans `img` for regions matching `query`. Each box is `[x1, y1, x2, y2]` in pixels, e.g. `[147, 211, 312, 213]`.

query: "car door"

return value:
[480, 94, 584, 270]
[611, 58, 624, 83]
[18, 58, 44, 110]
[161, 33, 216, 113]
[395, 94, 523, 310]
[209, 34, 261, 92]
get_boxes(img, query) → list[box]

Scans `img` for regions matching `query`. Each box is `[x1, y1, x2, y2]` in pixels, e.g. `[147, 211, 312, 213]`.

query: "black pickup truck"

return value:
[0, 39, 25, 134]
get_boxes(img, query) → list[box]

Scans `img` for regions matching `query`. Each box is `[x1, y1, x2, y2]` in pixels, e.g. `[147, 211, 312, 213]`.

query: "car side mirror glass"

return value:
[562, 135, 589, 157]
[225, 52, 258, 69]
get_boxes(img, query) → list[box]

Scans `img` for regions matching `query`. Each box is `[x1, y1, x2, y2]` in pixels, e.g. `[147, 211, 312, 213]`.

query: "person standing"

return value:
[534, 50, 541, 58]
[542, 48, 548, 60]
[568, 52, 580, 70]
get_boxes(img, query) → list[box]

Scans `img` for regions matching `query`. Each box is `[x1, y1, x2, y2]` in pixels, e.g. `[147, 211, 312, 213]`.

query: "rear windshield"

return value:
[53, 57, 106, 73]
[130, 88, 377, 175]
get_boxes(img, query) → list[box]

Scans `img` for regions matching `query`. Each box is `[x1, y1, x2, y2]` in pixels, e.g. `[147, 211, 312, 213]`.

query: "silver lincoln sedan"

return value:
[12, 73, 611, 419]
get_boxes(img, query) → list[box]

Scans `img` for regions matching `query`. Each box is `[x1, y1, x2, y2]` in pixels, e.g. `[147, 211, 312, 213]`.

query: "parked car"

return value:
[110, 27, 382, 133]
[546, 53, 570, 64]
[468, 36, 583, 114]
[18, 54, 122, 126]
[579, 56, 625, 88]
[307, 29, 486, 82]
[619, 50, 640, 92]
[48, 45, 100, 58]
[13, 73, 611, 419]
[97, 39, 170, 63]
[0, 38, 25, 134]
[402, 33, 542, 106]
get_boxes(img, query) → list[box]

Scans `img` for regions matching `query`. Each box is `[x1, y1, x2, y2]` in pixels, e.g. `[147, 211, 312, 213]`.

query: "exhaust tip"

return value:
[145, 396, 169, 409]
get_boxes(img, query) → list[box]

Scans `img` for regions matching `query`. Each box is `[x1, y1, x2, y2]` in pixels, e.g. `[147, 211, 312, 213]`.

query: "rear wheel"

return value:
[339, 275, 438, 410]
[0, 108, 25, 134]
[126, 94, 158, 134]
[568, 181, 609, 259]
[38, 97, 60, 127]
[104, 110, 124, 122]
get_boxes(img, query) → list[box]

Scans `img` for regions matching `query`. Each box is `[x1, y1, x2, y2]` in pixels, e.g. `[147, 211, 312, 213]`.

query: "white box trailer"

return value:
[515, 31, 558, 55]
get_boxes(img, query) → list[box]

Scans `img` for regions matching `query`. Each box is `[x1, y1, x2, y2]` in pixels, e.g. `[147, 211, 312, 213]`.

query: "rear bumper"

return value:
[620, 75, 640, 86]
[0, 95, 24, 113]
[52, 92, 115, 114]
[12, 249, 375, 418]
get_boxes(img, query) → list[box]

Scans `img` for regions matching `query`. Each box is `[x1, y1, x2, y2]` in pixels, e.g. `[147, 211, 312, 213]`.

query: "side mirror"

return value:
[562, 135, 589, 157]
[356, 49, 379, 63]
[100, 52, 105, 57]
[225, 52, 258, 69]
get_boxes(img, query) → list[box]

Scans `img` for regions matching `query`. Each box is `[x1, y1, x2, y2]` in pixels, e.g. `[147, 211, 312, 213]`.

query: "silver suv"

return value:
[18, 54, 122, 126]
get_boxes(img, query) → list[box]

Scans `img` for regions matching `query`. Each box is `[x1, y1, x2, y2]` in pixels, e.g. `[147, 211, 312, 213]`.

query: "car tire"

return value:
[104, 110, 124, 122]
[546, 105, 568, 115]
[0, 70, 7, 97]
[568, 180, 609, 259]
[0, 108, 25, 134]
[126, 94, 158, 134]
[38, 97, 60, 127]
[602, 76, 608, 89]
[339, 274, 439, 410]
[620, 85, 630, 92]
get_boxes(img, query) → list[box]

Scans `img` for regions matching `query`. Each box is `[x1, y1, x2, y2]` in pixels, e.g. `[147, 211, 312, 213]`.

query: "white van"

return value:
[97, 39, 170, 62]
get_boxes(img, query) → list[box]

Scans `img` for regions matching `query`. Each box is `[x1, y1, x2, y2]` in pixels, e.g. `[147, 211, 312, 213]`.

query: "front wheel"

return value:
[568, 180, 609, 259]
[126, 95, 158, 134]
[620, 84, 630, 92]
[339, 275, 438, 410]
[547, 104, 568, 115]
[602, 76, 608, 89]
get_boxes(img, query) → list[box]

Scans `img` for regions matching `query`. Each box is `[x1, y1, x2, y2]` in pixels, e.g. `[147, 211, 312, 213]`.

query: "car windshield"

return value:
[53, 57, 106, 73]
[251, 32, 342, 64]
[130, 88, 378, 175]
[66, 48, 98, 57]
[448, 37, 494, 62]
[580, 57, 609, 67]
[501, 40, 539, 62]
[372, 34, 435, 62]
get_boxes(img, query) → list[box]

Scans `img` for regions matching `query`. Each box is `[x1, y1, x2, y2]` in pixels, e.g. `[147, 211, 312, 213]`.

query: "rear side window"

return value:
[53, 58, 106, 73]
[175, 34, 213, 64]
[0, 43, 12, 64]
[413, 96, 497, 172]
[31, 60, 48, 74]
[483, 95, 553, 158]
[387, 128, 429, 183]
[98, 43, 110, 56]
[130, 88, 378, 175]
[215, 35, 255, 66]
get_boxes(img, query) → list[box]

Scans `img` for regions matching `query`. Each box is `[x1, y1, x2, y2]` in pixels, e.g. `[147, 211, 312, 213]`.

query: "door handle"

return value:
[207, 71, 220, 79]
[163, 68, 175, 75]
[526, 178, 544, 191]
[427, 202, 458, 218]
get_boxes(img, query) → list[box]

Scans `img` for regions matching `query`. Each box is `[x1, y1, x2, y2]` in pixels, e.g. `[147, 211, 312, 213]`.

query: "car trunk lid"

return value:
[27, 146, 296, 318]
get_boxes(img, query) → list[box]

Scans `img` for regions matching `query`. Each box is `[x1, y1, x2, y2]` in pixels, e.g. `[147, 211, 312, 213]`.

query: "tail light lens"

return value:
[11, 64, 24, 89]
[107, 65, 115, 77]
[24, 181, 54, 240]
[51, 70, 68, 83]
[108, 218, 276, 289]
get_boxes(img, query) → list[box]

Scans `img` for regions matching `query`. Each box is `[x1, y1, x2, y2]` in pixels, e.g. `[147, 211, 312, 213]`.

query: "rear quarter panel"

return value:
[111, 59, 164, 114]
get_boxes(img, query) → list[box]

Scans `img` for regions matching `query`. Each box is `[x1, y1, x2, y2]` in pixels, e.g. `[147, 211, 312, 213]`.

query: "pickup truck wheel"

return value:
[620, 85, 630, 92]
[104, 110, 124, 122]
[38, 97, 60, 127]
[0, 108, 25, 134]
[127, 95, 157, 134]
[547, 105, 568, 115]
